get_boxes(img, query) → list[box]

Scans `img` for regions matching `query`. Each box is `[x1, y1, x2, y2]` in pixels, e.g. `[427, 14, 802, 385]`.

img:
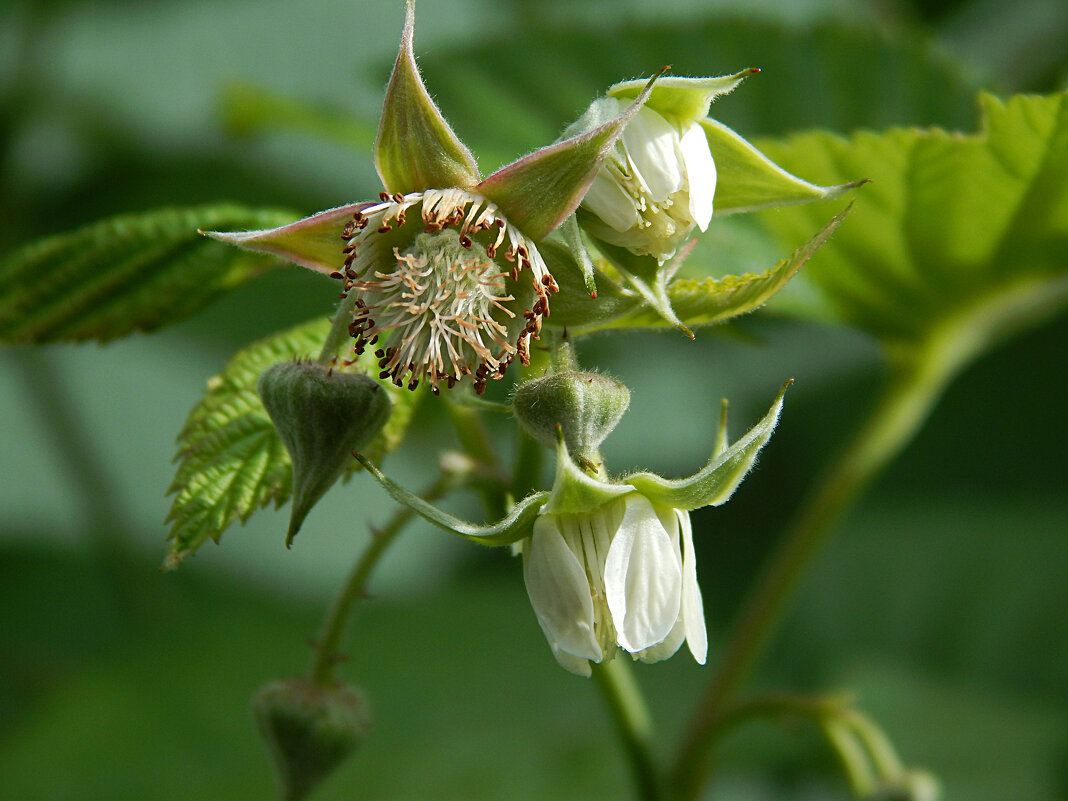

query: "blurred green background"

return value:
[1, 0, 1065, 799]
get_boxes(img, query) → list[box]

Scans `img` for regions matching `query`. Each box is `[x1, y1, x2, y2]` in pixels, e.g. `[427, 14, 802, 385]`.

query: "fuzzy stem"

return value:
[308, 473, 457, 685]
[593, 659, 663, 801]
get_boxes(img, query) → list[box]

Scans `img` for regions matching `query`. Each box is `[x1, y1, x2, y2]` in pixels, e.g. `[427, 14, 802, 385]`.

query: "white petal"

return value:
[522, 517, 602, 662]
[679, 123, 716, 231]
[623, 107, 684, 203]
[604, 495, 682, 653]
[548, 643, 593, 677]
[583, 168, 641, 232]
[677, 509, 708, 664]
[635, 615, 686, 663]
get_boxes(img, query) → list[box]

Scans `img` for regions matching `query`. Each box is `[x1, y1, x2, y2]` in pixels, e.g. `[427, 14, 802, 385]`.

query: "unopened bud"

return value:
[257, 361, 391, 545]
[253, 677, 372, 801]
[512, 371, 630, 456]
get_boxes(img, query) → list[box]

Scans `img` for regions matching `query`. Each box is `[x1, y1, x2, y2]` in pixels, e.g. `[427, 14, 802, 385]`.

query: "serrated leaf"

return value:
[0, 205, 297, 343]
[551, 205, 850, 335]
[755, 92, 1068, 351]
[164, 318, 421, 568]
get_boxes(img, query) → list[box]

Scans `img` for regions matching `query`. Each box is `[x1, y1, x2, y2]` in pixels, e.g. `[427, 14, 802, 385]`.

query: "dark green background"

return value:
[1, 0, 1065, 798]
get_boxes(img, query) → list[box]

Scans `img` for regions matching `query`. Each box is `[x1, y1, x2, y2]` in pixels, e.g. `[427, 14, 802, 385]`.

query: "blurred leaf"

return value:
[165, 318, 420, 568]
[414, 20, 981, 170]
[0, 205, 297, 343]
[755, 92, 1068, 353]
[219, 82, 377, 150]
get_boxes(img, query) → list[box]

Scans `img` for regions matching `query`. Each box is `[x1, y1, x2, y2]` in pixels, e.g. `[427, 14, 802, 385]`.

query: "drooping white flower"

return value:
[522, 492, 707, 677]
[581, 100, 717, 263]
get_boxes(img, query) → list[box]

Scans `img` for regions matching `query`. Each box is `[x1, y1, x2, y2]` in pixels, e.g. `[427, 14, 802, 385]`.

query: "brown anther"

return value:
[392, 192, 404, 202]
[380, 192, 391, 202]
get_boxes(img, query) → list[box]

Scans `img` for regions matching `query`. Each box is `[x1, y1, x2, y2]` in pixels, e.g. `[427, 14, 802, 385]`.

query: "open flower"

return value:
[355, 380, 791, 676]
[522, 491, 705, 676]
[204, 0, 659, 394]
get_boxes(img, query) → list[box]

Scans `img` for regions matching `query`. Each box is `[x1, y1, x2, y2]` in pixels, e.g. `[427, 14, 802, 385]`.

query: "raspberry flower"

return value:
[355, 379, 790, 676]
[205, 1, 658, 394]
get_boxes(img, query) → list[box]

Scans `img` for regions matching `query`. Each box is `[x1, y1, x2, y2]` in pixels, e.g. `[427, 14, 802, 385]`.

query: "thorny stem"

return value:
[308, 472, 458, 685]
[592, 659, 663, 801]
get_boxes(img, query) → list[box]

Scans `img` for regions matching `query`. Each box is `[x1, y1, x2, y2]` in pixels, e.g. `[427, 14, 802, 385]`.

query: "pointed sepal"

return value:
[542, 430, 634, 516]
[477, 71, 664, 241]
[702, 118, 867, 214]
[374, 1, 480, 194]
[202, 204, 368, 275]
[625, 380, 791, 510]
[607, 70, 758, 125]
[353, 452, 548, 546]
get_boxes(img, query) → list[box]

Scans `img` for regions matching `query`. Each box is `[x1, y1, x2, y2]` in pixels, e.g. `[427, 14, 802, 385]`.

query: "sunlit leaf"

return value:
[0, 206, 296, 343]
[755, 92, 1068, 352]
[164, 318, 420, 568]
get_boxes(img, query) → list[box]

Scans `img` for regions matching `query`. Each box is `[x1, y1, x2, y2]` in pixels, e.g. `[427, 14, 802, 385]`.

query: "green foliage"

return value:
[588, 205, 853, 334]
[0, 206, 296, 343]
[165, 318, 420, 568]
[756, 92, 1068, 351]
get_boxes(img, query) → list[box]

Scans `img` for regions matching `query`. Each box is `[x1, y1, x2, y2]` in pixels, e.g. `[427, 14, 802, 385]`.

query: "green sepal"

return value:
[625, 380, 790, 510]
[374, 0, 480, 194]
[542, 431, 634, 516]
[353, 452, 549, 546]
[535, 241, 637, 329]
[557, 214, 599, 296]
[477, 72, 663, 241]
[702, 118, 866, 214]
[204, 203, 368, 275]
[574, 205, 852, 334]
[607, 70, 756, 125]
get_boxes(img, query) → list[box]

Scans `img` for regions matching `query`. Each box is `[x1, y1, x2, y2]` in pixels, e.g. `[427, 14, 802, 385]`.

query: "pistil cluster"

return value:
[337, 189, 558, 394]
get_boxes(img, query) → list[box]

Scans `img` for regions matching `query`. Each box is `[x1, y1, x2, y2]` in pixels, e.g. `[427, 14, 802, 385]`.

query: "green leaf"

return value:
[625, 380, 790, 511]
[354, 452, 550, 547]
[755, 92, 1068, 353]
[0, 205, 296, 343]
[374, 0, 481, 194]
[164, 318, 420, 568]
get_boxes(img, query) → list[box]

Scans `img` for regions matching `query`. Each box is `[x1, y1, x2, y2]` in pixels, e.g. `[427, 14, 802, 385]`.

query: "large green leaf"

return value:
[164, 318, 421, 568]
[755, 92, 1068, 351]
[0, 206, 297, 343]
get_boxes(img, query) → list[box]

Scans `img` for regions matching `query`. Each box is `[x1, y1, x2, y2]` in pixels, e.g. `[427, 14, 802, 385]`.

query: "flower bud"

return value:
[576, 98, 716, 263]
[252, 677, 371, 801]
[511, 370, 630, 456]
[257, 361, 391, 545]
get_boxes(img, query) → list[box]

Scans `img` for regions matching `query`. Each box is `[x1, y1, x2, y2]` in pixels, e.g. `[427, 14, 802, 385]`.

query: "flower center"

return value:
[339, 189, 557, 394]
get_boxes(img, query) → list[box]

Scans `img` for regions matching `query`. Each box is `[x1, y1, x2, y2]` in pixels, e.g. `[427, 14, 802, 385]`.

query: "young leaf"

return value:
[755, 92, 1068, 352]
[0, 205, 296, 344]
[164, 318, 420, 568]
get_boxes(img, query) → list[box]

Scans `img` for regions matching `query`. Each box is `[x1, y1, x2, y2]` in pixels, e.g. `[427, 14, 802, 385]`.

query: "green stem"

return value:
[308, 473, 456, 685]
[444, 397, 508, 520]
[592, 659, 662, 801]
[317, 292, 359, 364]
[669, 338, 964, 799]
